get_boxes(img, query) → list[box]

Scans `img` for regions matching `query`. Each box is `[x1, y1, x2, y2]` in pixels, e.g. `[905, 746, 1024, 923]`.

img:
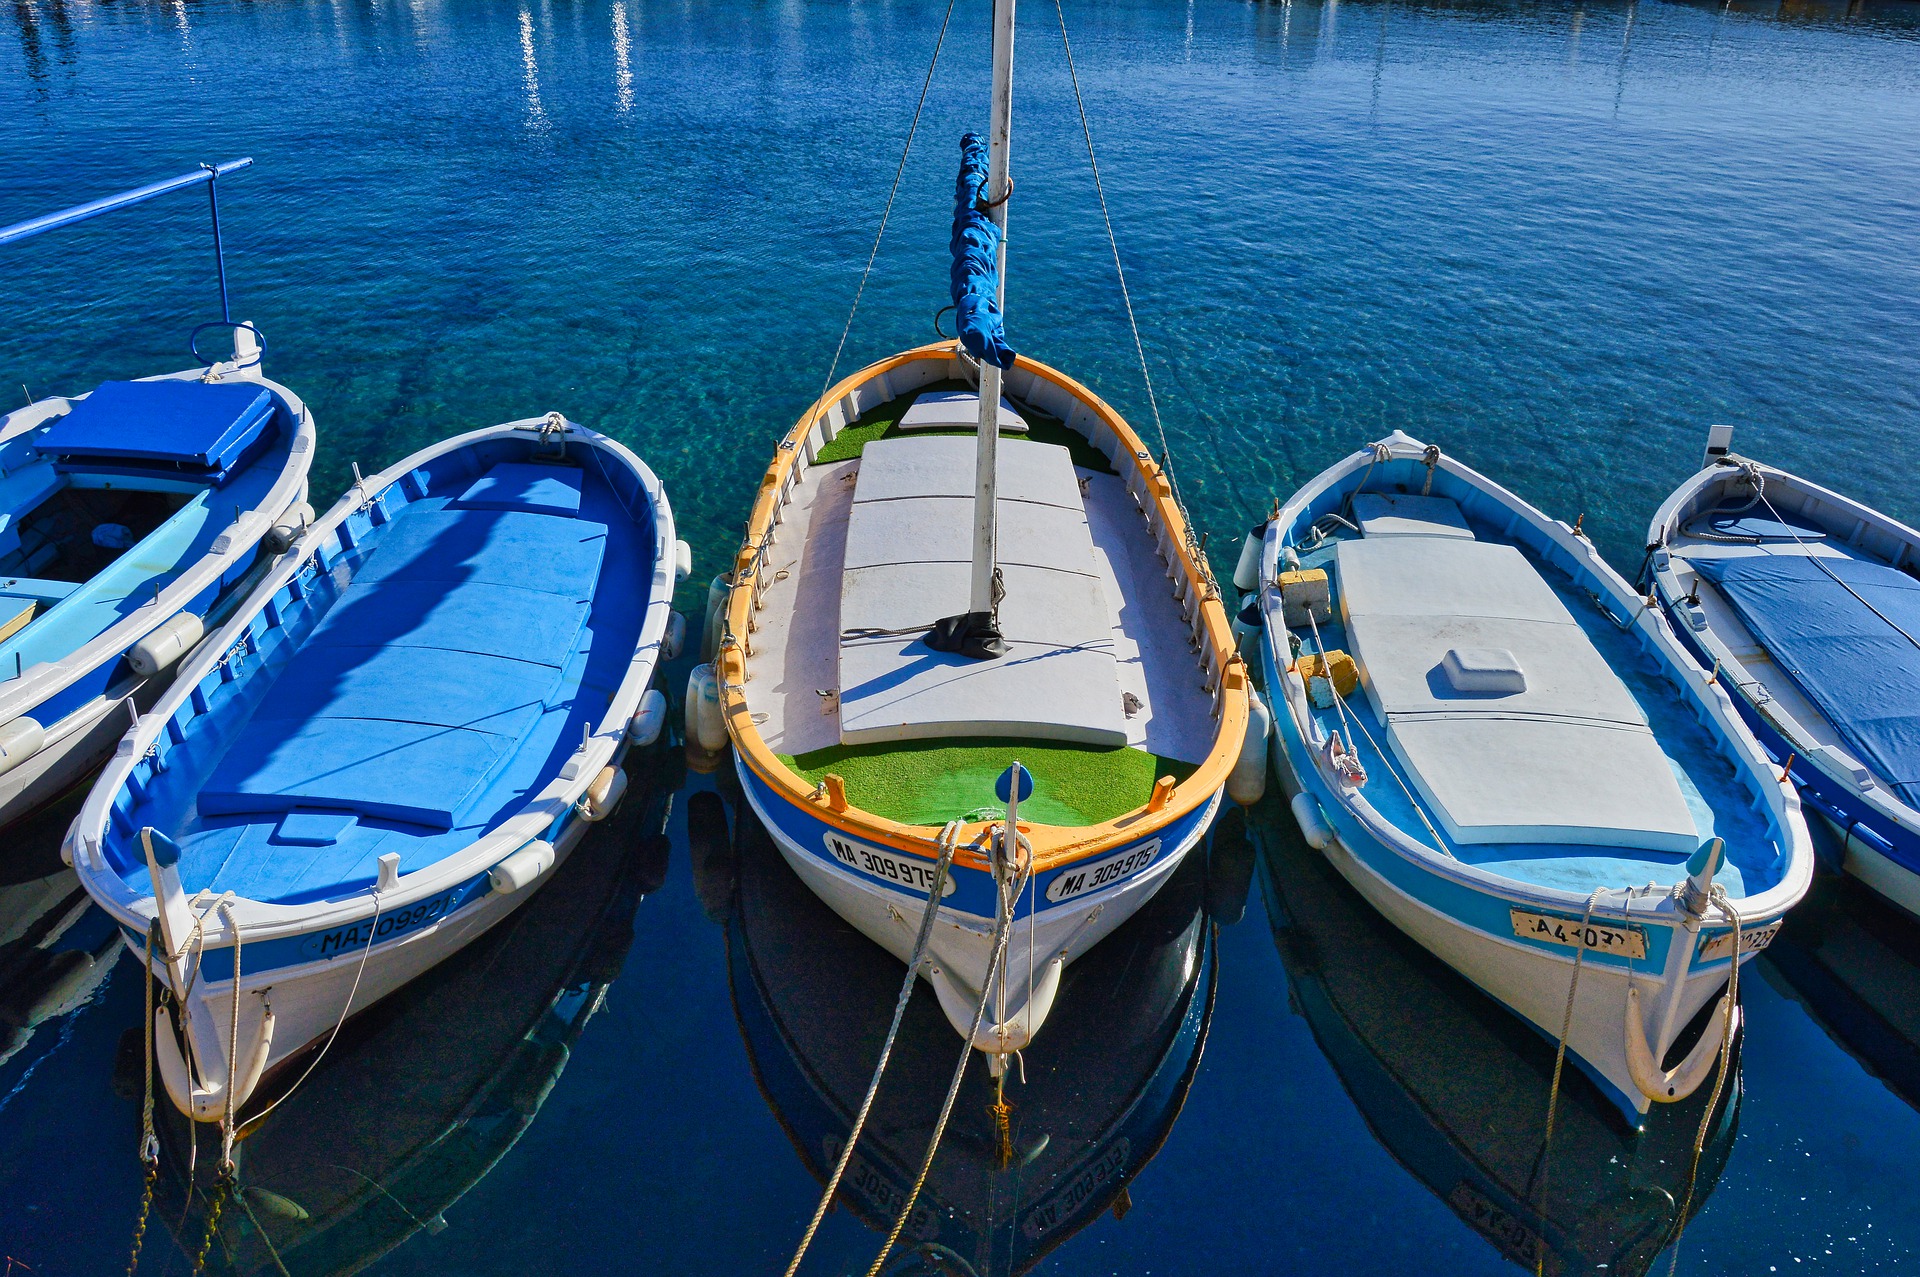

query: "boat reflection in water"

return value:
[0, 790, 120, 1074]
[1253, 805, 1740, 1276]
[150, 756, 674, 1275]
[707, 791, 1216, 1276]
[1764, 853, 1920, 1114]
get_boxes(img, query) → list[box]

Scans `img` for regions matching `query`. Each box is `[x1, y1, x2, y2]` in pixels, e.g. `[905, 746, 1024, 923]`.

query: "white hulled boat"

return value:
[705, 0, 1250, 1065]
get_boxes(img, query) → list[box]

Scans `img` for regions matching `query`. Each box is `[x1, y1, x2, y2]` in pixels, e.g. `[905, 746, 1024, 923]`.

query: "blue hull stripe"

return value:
[738, 759, 1217, 922]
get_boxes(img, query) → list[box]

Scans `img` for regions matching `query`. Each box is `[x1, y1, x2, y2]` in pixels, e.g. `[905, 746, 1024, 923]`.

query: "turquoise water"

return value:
[5, 0, 1920, 1271]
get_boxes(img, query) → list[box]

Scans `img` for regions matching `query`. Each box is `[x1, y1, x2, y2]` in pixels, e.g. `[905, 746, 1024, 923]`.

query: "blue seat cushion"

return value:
[353, 509, 606, 599]
[199, 718, 512, 829]
[454, 463, 584, 516]
[38, 380, 277, 478]
[305, 579, 590, 667]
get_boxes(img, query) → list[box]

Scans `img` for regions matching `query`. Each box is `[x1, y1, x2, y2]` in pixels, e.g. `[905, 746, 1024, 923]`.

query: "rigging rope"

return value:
[811, 0, 959, 417]
[1053, 0, 1195, 538]
[783, 821, 965, 1277]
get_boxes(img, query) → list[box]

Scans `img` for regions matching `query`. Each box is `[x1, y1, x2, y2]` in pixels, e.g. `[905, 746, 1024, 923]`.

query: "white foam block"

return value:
[853, 435, 1082, 509]
[897, 389, 1028, 433]
[1353, 492, 1476, 539]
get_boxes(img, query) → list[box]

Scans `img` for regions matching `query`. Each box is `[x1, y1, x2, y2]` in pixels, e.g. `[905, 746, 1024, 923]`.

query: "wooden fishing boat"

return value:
[701, 0, 1249, 1064]
[1648, 427, 1920, 922]
[1256, 431, 1813, 1122]
[71, 416, 681, 1122]
[710, 344, 1248, 1058]
[0, 160, 314, 833]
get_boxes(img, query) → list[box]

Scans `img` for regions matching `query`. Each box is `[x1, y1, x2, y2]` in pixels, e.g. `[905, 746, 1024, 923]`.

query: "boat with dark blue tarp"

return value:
[1649, 427, 1920, 923]
[0, 158, 316, 834]
[0, 330, 314, 832]
[70, 414, 684, 1123]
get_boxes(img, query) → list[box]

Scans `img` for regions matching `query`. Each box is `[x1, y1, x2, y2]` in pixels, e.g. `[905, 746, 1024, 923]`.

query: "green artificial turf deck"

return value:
[812, 378, 1117, 474]
[780, 738, 1196, 826]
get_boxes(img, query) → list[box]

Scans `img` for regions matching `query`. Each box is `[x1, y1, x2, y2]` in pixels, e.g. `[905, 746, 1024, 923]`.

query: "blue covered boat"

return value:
[0, 328, 315, 830]
[1649, 427, 1920, 923]
[1257, 432, 1813, 1123]
[70, 415, 682, 1122]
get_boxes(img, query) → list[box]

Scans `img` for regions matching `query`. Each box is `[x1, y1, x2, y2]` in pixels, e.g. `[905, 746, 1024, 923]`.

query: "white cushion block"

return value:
[897, 389, 1028, 433]
[852, 435, 1083, 510]
[1353, 492, 1476, 539]
[1441, 647, 1527, 694]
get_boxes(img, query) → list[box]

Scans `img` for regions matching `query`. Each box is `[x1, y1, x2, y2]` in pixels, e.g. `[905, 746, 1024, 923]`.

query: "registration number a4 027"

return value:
[1510, 908, 1647, 960]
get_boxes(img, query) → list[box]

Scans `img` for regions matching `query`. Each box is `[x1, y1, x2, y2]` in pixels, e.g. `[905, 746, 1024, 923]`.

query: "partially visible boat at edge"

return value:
[0, 159, 315, 832]
[1257, 431, 1812, 1122]
[72, 416, 681, 1121]
[1647, 425, 1920, 923]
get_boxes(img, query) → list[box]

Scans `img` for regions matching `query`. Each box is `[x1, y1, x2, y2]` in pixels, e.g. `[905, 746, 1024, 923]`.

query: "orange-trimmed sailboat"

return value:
[699, 10, 1250, 1062]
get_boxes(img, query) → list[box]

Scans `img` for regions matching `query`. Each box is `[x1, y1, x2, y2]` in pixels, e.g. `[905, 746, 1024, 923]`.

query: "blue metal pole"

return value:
[0, 157, 253, 249]
[203, 164, 231, 324]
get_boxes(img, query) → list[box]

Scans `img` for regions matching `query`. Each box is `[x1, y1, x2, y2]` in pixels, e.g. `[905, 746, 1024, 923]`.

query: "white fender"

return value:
[673, 539, 693, 583]
[128, 613, 205, 678]
[1625, 984, 1737, 1103]
[0, 717, 45, 778]
[1291, 792, 1335, 851]
[1232, 526, 1266, 592]
[578, 764, 627, 821]
[264, 501, 315, 554]
[155, 1000, 275, 1123]
[490, 840, 557, 894]
[701, 574, 730, 663]
[628, 688, 668, 747]
[1228, 691, 1271, 806]
[686, 663, 727, 753]
[661, 610, 687, 661]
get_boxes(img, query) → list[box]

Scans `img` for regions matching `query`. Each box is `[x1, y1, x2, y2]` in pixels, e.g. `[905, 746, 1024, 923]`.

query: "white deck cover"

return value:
[838, 435, 1127, 747]
[1352, 492, 1475, 539]
[897, 390, 1027, 433]
[1336, 535, 1698, 852]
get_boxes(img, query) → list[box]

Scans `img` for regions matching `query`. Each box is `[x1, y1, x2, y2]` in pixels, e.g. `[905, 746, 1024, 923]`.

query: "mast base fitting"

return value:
[927, 611, 1008, 661]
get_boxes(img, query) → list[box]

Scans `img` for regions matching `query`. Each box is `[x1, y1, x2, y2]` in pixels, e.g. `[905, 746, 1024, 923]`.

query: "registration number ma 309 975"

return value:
[823, 834, 956, 897]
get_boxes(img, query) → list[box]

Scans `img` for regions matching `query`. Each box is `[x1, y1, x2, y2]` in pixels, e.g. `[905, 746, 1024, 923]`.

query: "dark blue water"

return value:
[4, 0, 1920, 1271]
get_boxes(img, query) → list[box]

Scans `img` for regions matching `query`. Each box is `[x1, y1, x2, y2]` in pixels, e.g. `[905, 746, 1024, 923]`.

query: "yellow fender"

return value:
[1625, 984, 1736, 1104]
[154, 1000, 275, 1124]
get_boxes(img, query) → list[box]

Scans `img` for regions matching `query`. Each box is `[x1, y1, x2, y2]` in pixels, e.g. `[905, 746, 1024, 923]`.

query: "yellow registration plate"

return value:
[1698, 919, 1781, 963]
[1510, 908, 1647, 960]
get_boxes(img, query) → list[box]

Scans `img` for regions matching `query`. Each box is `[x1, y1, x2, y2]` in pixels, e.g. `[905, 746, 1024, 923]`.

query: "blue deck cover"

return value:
[198, 493, 607, 830]
[1695, 554, 1920, 806]
[38, 380, 277, 480]
[453, 462, 583, 516]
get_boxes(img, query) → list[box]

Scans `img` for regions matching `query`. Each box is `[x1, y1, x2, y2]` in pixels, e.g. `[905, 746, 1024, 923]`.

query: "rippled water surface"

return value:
[4, 0, 1920, 1272]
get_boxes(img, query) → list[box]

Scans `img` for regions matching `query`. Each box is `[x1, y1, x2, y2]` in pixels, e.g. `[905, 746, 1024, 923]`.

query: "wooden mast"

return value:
[968, 0, 1017, 619]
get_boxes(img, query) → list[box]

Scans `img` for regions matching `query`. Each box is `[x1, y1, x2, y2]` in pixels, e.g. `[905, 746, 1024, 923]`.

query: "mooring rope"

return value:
[244, 890, 385, 1130]
[1663, 889, 1744, 1277]
[1531, 887, 1603, 1277]
[867, 836, 1026, 1277]
[782, 821, 964, 1277]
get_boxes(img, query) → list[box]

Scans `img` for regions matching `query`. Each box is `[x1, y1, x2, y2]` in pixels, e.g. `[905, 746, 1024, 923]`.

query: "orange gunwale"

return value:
[719, 341, 1249, 875]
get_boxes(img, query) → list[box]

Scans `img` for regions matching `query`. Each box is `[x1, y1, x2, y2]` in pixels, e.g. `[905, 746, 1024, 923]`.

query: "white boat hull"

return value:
[742, 760, 1217, 1054]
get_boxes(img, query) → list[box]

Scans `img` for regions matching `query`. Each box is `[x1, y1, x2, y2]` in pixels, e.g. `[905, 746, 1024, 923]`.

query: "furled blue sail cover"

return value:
[951, 132, 1017, 370]
[1694, 553, 1920, 806]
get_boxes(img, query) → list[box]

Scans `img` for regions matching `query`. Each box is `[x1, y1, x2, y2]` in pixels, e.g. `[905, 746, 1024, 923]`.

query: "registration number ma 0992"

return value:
[1510, 908, 1647, 960]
